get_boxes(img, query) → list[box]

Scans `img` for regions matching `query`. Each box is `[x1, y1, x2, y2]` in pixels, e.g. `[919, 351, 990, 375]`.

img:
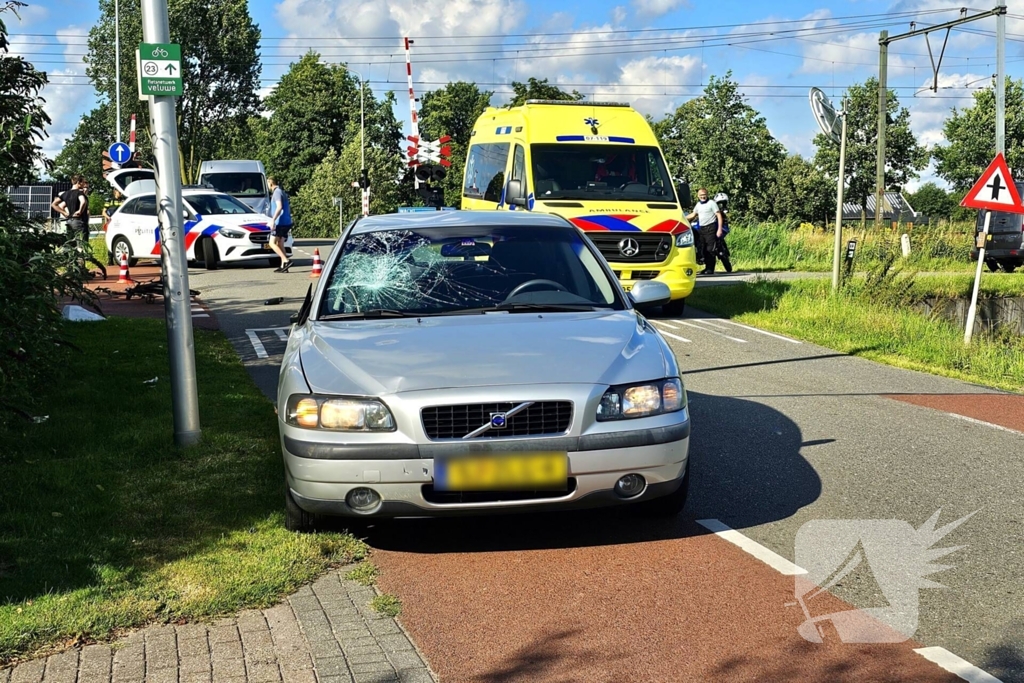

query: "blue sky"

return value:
[10, 0, 1024, 189]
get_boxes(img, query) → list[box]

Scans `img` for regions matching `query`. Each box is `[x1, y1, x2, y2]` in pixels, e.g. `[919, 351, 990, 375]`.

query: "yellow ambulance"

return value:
[461, 100, 697, 313]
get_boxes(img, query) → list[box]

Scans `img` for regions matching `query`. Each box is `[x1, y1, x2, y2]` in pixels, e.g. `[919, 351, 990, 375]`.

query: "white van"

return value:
[198, 160, 270, 215]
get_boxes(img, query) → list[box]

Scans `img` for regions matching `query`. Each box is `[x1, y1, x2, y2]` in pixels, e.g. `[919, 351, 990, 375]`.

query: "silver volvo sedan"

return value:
[277, 211, 691, 530]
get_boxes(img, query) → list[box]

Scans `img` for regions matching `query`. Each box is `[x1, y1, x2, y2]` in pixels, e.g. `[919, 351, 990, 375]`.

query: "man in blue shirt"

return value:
[268, 176, 293, 272]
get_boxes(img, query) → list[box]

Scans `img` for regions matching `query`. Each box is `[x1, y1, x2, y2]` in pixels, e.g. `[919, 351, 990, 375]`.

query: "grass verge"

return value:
[0, 318, 367, 664]
[686, 278, 1024, 394]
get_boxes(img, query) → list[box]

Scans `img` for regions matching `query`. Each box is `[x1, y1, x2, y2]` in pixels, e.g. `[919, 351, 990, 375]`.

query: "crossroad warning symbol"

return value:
[960, 152, 1024, 214]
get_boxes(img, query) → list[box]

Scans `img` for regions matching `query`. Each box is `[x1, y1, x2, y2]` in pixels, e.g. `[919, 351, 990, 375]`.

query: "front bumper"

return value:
[609, 246, 698, 301]
[282, 416, 690, 518]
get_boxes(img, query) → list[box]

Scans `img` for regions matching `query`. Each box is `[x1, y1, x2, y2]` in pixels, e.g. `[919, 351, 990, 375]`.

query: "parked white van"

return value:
[198, 160, 270, 215]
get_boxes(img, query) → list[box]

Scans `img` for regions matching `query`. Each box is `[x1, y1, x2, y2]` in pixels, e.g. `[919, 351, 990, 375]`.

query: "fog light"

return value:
[685, 268, 694, 277]
[614, 474, 646, 498]
[346, 487, 382, 513]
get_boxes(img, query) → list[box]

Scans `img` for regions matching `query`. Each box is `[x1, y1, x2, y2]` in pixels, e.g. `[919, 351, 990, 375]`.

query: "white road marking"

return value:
[913, 647, 1003, 683]
[697, 519, 807, 575]
[246, 329, 268, 359]
[649, 321, 691, 342]
[191, 314, 210, 319]
[946, 412, 1024, 437]
[689, 318, 729, 330]
[718, 319, 802, 344]
[275, 329, 289, 341]
[675, 320, 748, 343]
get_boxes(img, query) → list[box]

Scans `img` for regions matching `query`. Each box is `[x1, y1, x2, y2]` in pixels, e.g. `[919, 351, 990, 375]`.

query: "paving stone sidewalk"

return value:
[1, 568, 435, 683]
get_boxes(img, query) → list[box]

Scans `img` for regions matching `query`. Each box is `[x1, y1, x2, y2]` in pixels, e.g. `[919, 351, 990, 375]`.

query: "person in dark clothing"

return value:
[51, 175, 90, 240]
[713, 192, 733, 273]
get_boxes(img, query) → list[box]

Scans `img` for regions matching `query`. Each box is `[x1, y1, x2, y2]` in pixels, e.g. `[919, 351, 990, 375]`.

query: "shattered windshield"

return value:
[319, 225, 622, 317]
[531, 144, 673, 201]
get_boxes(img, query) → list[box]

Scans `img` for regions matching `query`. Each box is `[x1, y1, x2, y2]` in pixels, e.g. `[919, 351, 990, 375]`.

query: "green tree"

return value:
[259, 53, 363, 194]
[933, 78, 1024, 191]
[1, 1, 49, 185]
[813, 78, 928, 225]
[771, 154, 834, 226]
[907, 182, 955, 221]
[654, 72, 785, 217]
[419, 82, 493, 207]
[82, 0, 261, 183]
[507, 78, 582, 107]
[52, 103, 120, 192]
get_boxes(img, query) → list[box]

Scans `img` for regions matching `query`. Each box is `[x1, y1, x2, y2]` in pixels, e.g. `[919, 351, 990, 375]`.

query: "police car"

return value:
[104, 174, 292, 269]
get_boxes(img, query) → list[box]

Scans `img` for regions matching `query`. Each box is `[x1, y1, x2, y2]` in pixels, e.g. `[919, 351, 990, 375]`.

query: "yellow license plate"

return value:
[436, 452, 567, 491]
[622, 284, 633, 292]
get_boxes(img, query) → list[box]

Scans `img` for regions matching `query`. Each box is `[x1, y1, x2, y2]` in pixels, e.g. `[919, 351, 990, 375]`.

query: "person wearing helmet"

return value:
[685, 188, 723, 275]
[713, 192, 733, 273]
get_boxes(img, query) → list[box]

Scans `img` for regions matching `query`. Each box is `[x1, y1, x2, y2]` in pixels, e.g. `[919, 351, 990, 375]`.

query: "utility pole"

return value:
[996, 0, 1006, 154]
[875, 31, 888, 229]
[115, 0, 121, 142]
[141, 0, 202, 446]
[833, 101, 848, 291]
[875, 7, 1008, 228]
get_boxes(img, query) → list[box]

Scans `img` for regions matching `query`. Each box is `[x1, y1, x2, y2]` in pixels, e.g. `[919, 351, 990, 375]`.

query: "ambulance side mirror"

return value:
[506, 179, 526, 207]
[675, 180, 691, 208]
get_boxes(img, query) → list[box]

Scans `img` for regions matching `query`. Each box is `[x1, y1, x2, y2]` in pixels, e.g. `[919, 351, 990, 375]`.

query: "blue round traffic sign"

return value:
[108, 142, 131, 164]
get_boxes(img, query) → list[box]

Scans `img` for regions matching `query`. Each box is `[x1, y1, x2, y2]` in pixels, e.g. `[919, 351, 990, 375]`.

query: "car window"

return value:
[531, 144, 672, 201]
[186, 193, 253, 215]
[463, 143, 509, 203]
[119, 198, 140, 215]
[135, 196, 158, 216]
[319, 225, 623, 317]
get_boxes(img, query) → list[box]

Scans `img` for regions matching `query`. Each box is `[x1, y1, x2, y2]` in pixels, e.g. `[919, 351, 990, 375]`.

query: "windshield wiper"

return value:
[319, 309, 420, 320]
[487, 302, 605, 313]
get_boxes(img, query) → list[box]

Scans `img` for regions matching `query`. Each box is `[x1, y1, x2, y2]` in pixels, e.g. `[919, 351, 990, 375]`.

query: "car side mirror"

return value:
[628, 280, 672, 311]
[506, 179, 527, 207]
[674, 180, 692, 208]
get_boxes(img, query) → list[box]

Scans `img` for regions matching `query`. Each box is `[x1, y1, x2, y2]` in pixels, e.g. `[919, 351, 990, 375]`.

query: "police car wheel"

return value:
[201, 237, 219, 270]
[112, 237, 136, 268]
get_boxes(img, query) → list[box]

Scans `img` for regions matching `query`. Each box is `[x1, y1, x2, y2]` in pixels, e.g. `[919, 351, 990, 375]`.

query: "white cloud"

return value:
[631, 0, 688, 20]
[611, 5, 627, 26]
[583, 54, 702, 118]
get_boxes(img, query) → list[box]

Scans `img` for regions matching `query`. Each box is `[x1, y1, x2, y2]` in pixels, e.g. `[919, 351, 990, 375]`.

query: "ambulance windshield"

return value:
[531, 144, 673, 201]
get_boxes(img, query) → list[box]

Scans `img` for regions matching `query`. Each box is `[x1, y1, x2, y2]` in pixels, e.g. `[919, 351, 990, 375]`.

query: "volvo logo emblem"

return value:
[490, 413, 508, 429]
[618, 238, 640, 257]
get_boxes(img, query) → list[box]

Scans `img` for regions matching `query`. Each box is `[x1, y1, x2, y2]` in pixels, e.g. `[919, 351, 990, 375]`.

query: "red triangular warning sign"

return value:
[960, 152, 1024, 213]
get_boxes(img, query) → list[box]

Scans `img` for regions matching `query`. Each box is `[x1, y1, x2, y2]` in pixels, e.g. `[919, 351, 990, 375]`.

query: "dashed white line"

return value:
[945, 412, 1024, 437]
[689, 318, 730, 330]
[246, 329, 269, 359]
[696, 519, 807, 575]
[913, 647, 1004, 683]
[275, 329, 289, 341]
[191, 314, 210, 318]
[718, 319, 802, 344]
[675, 320, 748, 343]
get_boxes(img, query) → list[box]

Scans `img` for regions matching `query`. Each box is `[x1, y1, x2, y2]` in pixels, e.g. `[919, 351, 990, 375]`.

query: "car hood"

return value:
[194, 212, 272, 229]
[298, 310, 671, 395]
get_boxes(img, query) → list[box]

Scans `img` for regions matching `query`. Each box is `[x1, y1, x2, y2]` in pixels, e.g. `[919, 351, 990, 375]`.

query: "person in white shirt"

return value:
[685, 188, 723, 275]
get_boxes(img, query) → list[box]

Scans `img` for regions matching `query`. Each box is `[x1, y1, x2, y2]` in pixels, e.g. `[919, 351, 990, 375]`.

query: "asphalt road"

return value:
[188, 238, 1023, 682]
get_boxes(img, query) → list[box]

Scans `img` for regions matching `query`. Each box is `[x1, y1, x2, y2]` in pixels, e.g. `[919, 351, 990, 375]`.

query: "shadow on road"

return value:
[359, 392, 822, 553]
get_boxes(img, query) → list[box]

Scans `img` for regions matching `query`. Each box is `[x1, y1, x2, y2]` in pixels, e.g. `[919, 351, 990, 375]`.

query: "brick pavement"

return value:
[1, 568, 435, 683]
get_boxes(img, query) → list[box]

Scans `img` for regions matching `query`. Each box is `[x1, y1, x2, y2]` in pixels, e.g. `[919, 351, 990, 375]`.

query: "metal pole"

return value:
[996, 0, 1006, 154]
[833, 105, 848, 292]
[141, 0, 201, 446]
[965, 211, 991, 344]
[115, 0, 122, 142]
[875, 31, 888, 230]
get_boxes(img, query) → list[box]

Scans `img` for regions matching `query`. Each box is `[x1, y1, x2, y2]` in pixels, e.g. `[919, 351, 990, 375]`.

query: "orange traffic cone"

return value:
[117, 252, 134, 284]
[310, 248, 323, 278]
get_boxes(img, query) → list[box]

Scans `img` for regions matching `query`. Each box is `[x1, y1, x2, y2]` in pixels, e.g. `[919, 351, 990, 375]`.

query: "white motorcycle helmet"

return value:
[713, 192, 729, 204]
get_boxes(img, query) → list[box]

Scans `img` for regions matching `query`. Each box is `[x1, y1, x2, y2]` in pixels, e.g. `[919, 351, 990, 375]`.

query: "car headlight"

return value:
[285, 395, 396, 431]
[597, 378, 685, 421]
[675, 230, 694, 247]
[218, 227, 246, 239]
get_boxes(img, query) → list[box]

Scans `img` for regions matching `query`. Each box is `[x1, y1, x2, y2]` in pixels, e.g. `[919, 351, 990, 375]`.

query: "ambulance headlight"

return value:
[675, 230, 694, 247]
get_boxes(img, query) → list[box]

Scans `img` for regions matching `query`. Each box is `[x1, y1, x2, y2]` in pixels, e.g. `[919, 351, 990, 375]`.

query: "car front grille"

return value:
[250, 232, 270, 244]
[588, 232, 672, 264]
[422, 401, 573, 440]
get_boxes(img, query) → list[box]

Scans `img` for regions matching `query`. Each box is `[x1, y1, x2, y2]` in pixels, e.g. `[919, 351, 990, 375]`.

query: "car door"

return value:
[131, 195, 161, 259]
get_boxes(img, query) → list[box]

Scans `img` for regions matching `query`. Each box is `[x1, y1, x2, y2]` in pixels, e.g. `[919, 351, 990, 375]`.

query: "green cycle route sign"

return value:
[136, 43, 183, 97]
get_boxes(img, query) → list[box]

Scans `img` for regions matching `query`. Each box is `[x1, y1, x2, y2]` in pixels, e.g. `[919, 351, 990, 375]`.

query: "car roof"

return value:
[350, 210, 573, 235]
[125, 188, 240, 201]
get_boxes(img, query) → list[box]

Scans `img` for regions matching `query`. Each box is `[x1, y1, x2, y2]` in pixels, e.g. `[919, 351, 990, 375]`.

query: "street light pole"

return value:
[115, 0, 121, 142]
[141, 0, 202, 446]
